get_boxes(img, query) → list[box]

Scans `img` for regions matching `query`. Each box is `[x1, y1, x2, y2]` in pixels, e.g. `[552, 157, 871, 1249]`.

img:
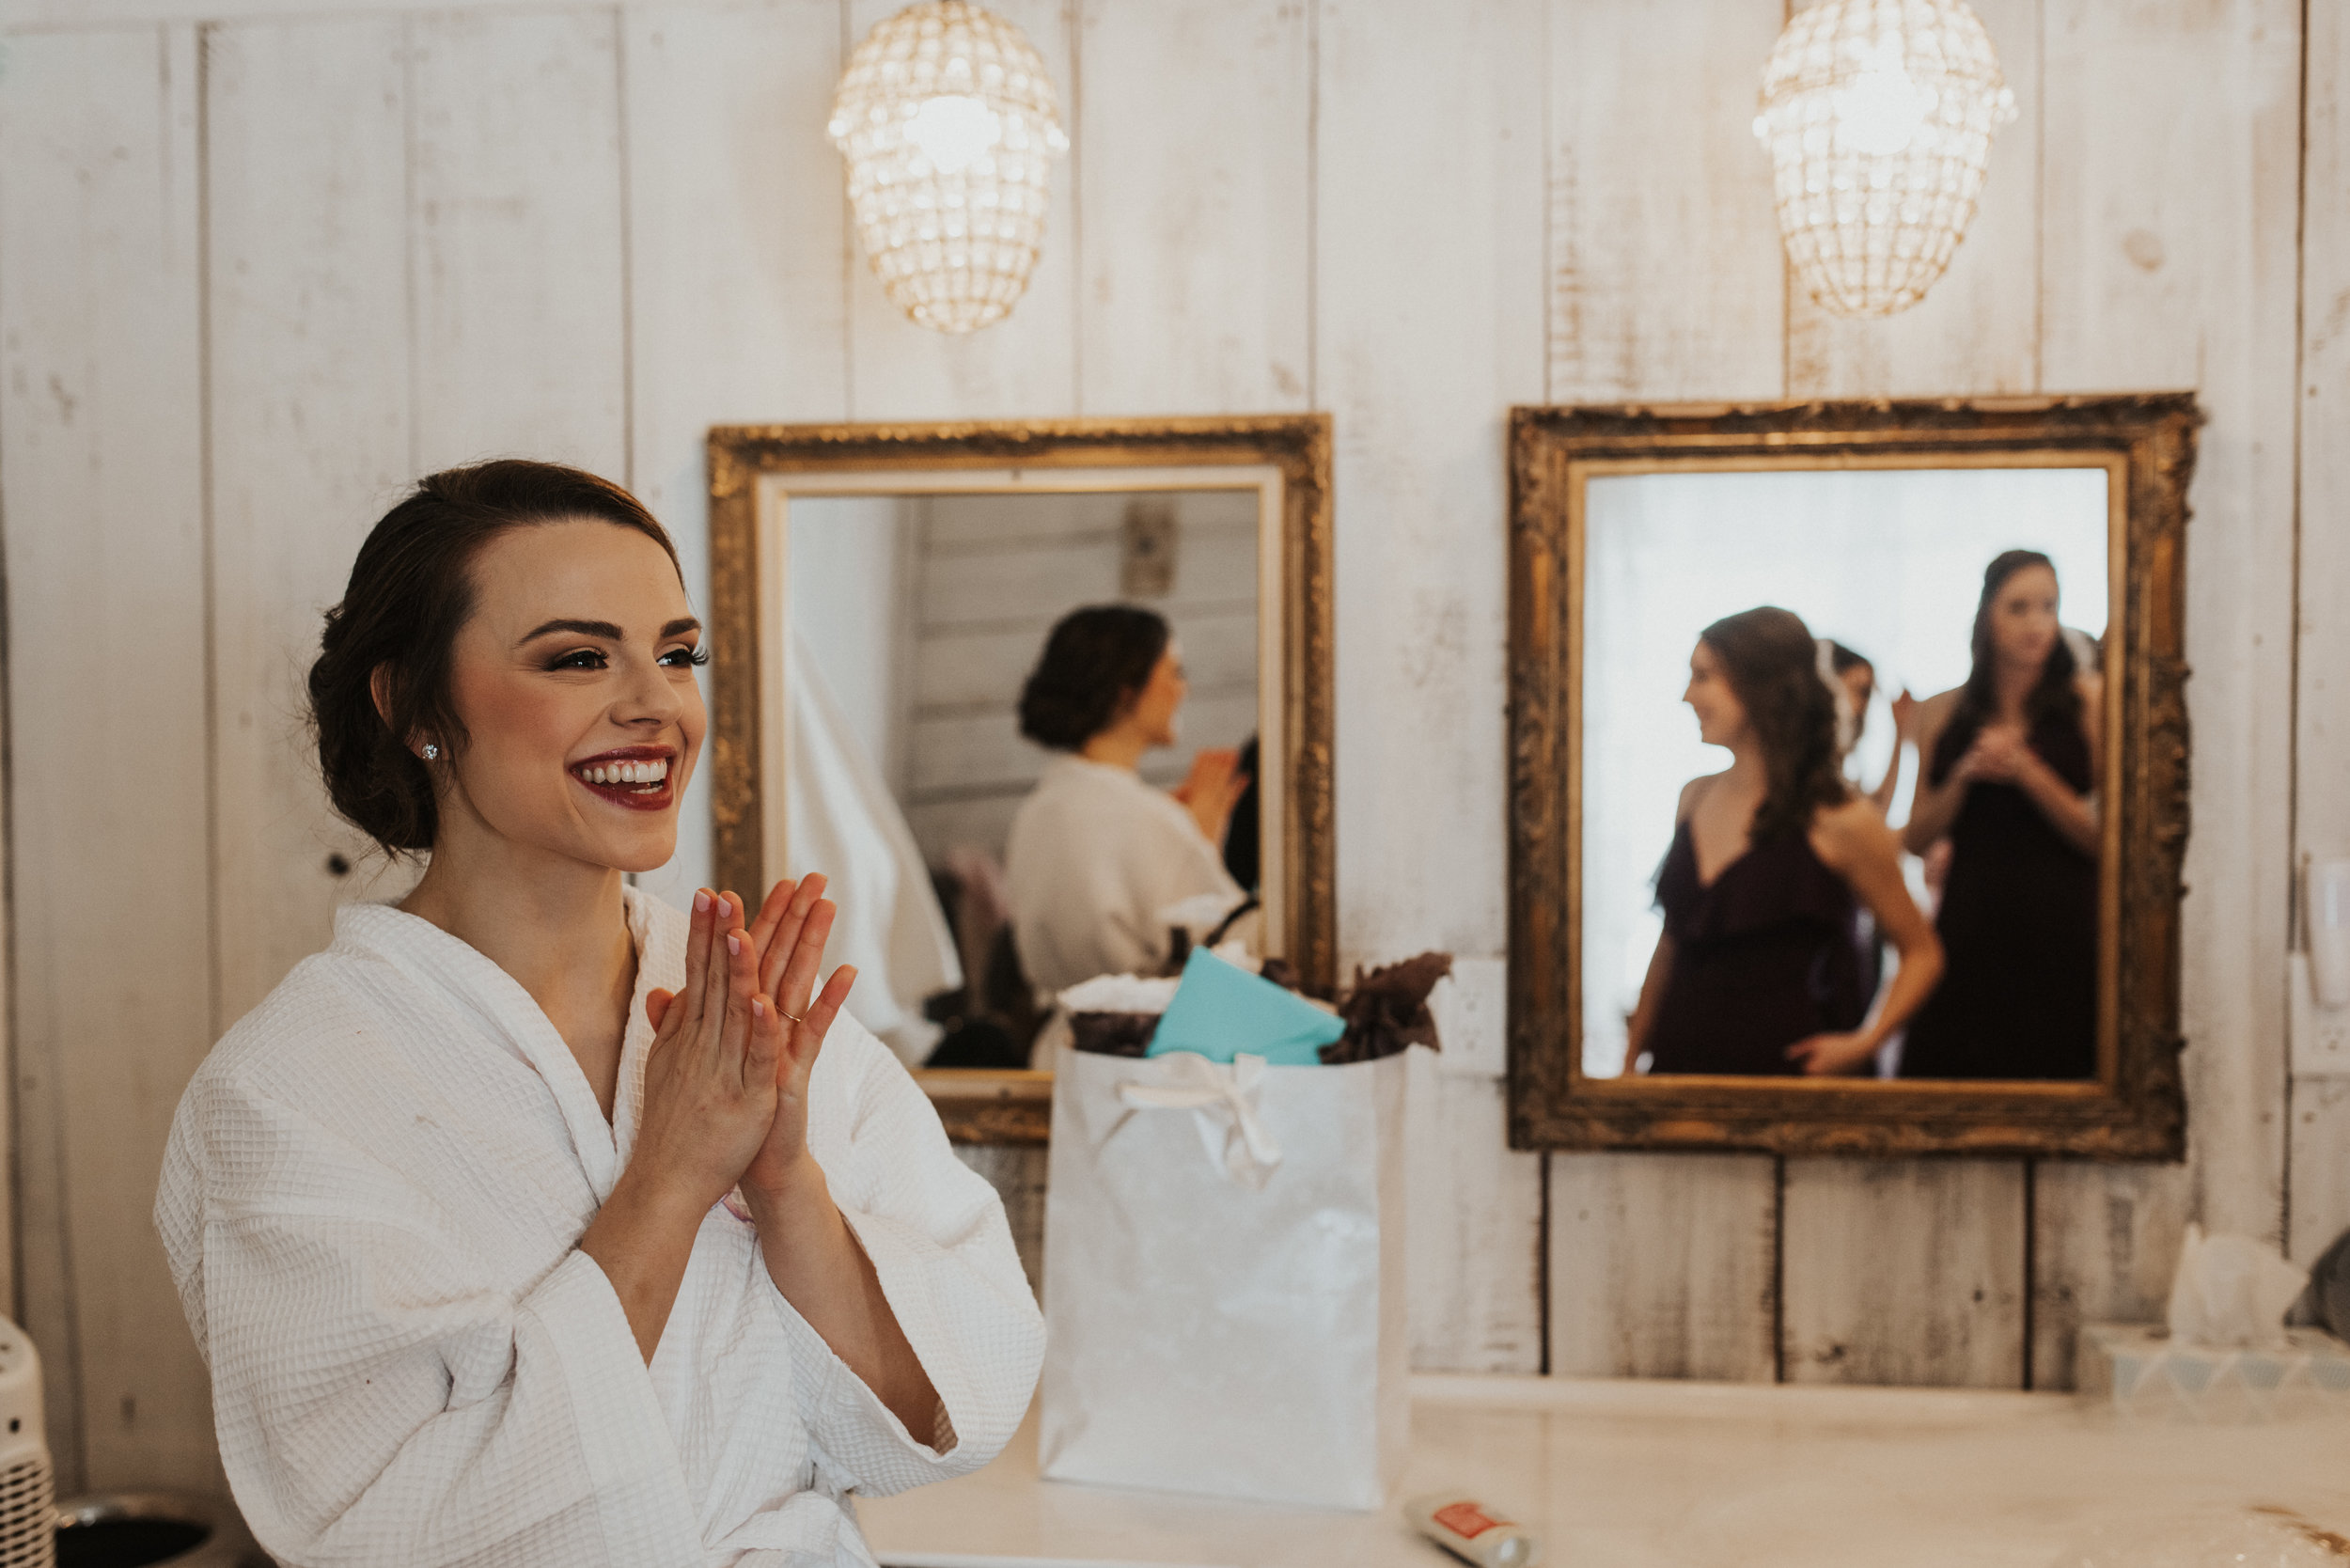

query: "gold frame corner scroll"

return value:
[707, 416, 1337, 1144]
[1505, 394, 2198, 1161]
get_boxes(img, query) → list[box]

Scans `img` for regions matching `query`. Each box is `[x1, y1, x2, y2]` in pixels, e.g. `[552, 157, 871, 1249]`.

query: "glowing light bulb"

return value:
[905, 94, 1003, 176]
[1834, 44, 1935, 156]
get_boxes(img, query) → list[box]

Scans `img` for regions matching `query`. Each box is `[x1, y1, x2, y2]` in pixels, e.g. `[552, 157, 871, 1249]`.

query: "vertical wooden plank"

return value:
[1777, 0, 2041, 1388]
[2029, 1165, 2186, 1389]
[207, 16, 415, 1032]
[1783, 0, 2042, 396]
[1320, 0, 1547, 1371]
[2290, 0, 2350, 1274]
[1781, 1161, 2026, 1387]
[1543, 0, 1785, 1378]
[1547, 0, 1786, 403]
[0, 24, 215, 1492]
[2032, 0, 2301, 1383]
[843, 0, 1079, 420]
[623, 0, 849, 909]
[1323, 0, 1544, 1000]
[1073, 0, 1310, 416]
[409, 8, 629, 476]
[1405, 1053, 1545, 1372]
[1550, 1152, 1779, 1380]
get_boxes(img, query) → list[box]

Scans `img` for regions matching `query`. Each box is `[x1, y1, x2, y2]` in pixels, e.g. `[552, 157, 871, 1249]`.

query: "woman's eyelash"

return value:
[543, 646, 706, 670]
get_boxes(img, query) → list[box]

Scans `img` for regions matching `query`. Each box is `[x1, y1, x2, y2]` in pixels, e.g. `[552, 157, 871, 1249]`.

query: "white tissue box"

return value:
[2077, 1323, 2350, 1421]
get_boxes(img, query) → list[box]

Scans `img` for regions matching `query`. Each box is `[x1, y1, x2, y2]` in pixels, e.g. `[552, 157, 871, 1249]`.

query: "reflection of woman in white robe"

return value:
[1004, 605, 1248, 996]
[154, 463, 1041, 1567]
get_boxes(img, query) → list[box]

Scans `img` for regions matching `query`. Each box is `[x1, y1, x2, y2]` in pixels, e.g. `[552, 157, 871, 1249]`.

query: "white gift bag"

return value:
[1037, 1041, 1409, 1511]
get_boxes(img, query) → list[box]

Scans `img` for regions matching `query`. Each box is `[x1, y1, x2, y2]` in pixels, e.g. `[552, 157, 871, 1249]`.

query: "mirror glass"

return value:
[1580, 465, 2114, 1083]
[783, 485, 1266, 1071]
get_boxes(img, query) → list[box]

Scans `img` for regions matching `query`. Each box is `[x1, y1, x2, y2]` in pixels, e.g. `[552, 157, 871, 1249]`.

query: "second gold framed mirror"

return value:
[708, 416, 1334, 1143]
[1507, 395, 2197, 1159]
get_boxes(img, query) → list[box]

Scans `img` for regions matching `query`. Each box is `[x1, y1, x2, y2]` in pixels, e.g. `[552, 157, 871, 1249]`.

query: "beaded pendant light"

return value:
[828, 1, 1071, 335]
[1753, 0, 2018, 317]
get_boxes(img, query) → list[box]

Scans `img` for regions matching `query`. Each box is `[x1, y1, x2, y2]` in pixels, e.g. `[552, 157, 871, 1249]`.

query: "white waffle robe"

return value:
[154, 888, 1042, 1568]
[1004, 754, 1244, 996]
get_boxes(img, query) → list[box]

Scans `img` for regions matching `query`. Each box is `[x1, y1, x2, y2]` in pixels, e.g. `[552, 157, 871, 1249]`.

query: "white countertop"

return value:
[858, 1374, 2350, 1568]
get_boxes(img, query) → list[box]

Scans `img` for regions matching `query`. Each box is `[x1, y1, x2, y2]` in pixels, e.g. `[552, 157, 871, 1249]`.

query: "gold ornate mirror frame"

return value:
[1506, 395, 2197, 1159]
[708, 416, 1335, 1142]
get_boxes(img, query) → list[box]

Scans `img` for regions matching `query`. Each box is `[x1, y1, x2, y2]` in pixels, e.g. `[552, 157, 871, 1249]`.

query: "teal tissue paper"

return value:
[1146, 948, 1345, 1066]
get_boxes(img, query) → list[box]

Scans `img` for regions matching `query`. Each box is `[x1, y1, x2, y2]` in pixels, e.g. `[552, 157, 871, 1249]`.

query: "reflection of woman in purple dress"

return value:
[1900, 552, 2102, 1080]
[1629, 608, 1944, 1077]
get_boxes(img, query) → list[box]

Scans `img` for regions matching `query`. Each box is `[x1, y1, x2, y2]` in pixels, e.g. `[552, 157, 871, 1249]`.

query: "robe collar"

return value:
[332, 886, 683, 1202]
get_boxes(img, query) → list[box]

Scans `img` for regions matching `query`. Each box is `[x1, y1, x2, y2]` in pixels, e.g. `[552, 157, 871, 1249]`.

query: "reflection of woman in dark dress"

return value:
[1629, 608, 1943, 1077]
[1900, 551, 2102, 1080]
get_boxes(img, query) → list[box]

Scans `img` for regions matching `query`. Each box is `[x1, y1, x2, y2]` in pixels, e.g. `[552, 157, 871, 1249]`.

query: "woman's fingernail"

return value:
[728, 933, 742, 955]
[752, 996, 766, 1018]
[694, 890, 712, 914]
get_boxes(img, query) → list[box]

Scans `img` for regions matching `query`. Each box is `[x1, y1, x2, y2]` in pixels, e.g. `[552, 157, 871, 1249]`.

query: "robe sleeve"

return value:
[163, 1081, 707, 1568]
[771, 1029, 1045, 1498]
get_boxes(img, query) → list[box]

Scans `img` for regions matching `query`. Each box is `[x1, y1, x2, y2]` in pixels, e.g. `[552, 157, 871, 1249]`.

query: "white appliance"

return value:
[0, 1321, 53, 1568]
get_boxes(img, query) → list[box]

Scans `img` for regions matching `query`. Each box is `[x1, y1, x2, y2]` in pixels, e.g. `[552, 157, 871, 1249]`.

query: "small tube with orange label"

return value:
[1404, 1494, 1542, 1568]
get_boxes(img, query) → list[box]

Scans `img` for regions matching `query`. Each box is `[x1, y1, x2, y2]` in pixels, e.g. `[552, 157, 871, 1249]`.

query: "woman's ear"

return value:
[368, 664, 397, 729]
[371, 665, 446, 763]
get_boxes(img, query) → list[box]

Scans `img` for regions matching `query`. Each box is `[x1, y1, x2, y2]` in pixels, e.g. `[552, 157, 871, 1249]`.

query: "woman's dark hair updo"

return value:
[308, 460, 683, 855]
[1700, 605, 1850, 843]
[1016, 604, 1171, 751]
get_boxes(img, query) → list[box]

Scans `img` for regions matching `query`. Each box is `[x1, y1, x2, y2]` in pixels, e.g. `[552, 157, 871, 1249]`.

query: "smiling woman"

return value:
[152, 460, 1043, 1567]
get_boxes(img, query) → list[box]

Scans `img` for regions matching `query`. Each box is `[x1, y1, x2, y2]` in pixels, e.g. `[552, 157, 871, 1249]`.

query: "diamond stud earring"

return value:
[421, 743, 440, 761]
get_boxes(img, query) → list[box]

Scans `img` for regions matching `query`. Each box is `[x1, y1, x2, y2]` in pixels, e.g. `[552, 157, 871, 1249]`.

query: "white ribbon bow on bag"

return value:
[1115, 1052, 1284, 1189]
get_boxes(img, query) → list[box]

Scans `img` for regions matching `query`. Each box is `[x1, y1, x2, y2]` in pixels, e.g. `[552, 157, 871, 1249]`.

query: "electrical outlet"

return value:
[2289, 953, 2350, 1077]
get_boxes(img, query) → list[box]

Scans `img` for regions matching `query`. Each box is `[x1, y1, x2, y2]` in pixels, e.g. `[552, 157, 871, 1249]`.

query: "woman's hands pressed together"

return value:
[583, 885, 816, 1359]
[594, 879, 934, 1425]
[632, 890, 787, 1214]
[741, 875, 859, 1197]
[1171, 745, 1248, 846]
[644, 875, 858, 1203]
[648, 875, 939, 1433]
[1955, 724, 2031, 785]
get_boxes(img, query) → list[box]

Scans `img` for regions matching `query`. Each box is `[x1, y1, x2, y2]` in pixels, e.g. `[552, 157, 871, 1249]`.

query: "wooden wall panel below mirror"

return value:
[1507, 396, 2198, 1159]
[708, 416, 1334, 1143]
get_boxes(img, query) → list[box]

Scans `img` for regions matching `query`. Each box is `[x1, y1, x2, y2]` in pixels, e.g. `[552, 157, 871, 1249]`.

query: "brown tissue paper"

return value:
[1067, 1011, 1158, 1058]
[1324, 953, 1453, 1065]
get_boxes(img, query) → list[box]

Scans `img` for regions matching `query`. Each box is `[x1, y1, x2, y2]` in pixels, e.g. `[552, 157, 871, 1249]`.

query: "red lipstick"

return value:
[568, 745, 679, 813]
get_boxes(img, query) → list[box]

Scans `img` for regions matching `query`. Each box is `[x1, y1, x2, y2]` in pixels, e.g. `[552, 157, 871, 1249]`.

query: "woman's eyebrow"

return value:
[518, 617, 624, 644]
[517, 616, 702, 645]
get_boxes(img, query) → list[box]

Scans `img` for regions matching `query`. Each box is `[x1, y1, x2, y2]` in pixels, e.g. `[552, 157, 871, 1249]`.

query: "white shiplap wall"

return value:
[0, 0, 2335, 1498]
